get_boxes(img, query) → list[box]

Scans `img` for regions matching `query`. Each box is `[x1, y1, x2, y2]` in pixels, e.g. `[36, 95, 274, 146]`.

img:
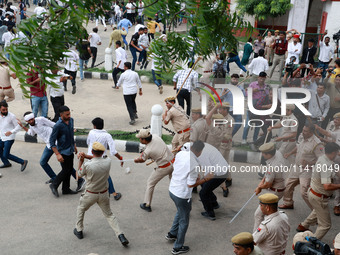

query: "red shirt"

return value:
[273, 39, 288, 55]
[26, 71, 46, 97]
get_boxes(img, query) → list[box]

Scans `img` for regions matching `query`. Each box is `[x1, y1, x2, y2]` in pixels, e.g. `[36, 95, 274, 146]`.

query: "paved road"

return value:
[1, 142, 339, 255]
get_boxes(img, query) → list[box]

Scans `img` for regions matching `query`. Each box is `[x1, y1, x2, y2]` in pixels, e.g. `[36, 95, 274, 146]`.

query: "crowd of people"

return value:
[0, 1, 340, 255]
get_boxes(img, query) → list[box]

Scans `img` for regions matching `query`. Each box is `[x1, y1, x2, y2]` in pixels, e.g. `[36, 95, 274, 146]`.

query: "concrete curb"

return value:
[77, 71, 151, 83]
[16, 131, 262, 163]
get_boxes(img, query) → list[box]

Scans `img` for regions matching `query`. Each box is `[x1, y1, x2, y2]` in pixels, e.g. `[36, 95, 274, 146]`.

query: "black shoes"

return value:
[225, 179, 232, 187]
[73, 228, 83, 239]
[222, 188, 229, 197]
[72, 86, 76, 94]
[114, 192, 122, 201]
[172, 246, 189, 255]
[21, 160, 28, 172]
[49, 183, 59, 197]
[118, 234, 129, 246]
[165, 232, 177, 241]
[76, 178, 86, 192]
[140, 203, 152, 212]
[129, 119, 136, 125]
[201, 212, 216, 221]
[62, 189, 78, 195]
[0, 164, 12, 168]
[134, 113, 138, 119]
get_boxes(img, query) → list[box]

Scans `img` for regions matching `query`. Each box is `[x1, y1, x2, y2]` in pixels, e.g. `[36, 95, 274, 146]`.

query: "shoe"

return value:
[192, 186, 198, 193]
[49, 183, 59, 197]
[21, 160, 28, 172]
[64, 85, 67, 91]
[73, 228, 83, 239]
[334, 206, 340, 216]
[129, 119, 136, 125]
[213, 203, 220, 210]
[171, 246, 189, 255]
[72, 86, 76, 94]
[118, 234, 129, 246]
[201, 212, 216, 221]
[159, 85, 163, 94]
[104, 28, 107, 31]
[84, 64, 88, 69]
[134, 114, 138, 119]
[240, 74, 244, 77]
[76, 178, 86, 192]
[0, 164, 12, 168]
[225, 179, 232, 187]
[296, 224, 309, 232]
[241, 139, 247, 145]
[165, 232, 177, 241]
[62, 189, 78, 195]
[222, 188, 229, 197]
[250, 144, 258, 152]
[45, 178, 53, 184]
[278, 204, 294, 209]
[114, 192, 122, 201]
[140, 203, 152, 212]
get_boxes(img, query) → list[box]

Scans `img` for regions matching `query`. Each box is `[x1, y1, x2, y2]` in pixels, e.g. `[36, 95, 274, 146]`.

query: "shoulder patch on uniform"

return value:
[257, 227, 261, 232]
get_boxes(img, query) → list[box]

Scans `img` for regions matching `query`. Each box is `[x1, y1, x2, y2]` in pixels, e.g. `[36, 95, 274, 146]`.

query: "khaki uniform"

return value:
[326, 122, 340, 206]
[75, 157, 123, 236]
[278, 114, 298, 165]
[253, 211, 290, 255]
[206, 125, 225, 150]
[0, 65, 15, 102]
[165, 106, 190, 150]
[254, 151, 286, 231]
[301, 155, 337, 239]
[282, 134, 324, 209]
[190, 117, 208, 142]
[219, 114, 234, 162]
[141, 135, 174, 206]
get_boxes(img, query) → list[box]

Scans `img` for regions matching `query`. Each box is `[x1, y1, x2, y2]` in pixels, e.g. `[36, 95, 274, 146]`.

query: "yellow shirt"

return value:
[147, 21, 160, 34]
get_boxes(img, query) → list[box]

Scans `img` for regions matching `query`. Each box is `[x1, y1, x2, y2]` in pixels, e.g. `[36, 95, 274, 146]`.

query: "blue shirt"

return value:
[220, 85, 245, 112]
[49, 117, 75, 156]
[118, 19, 132, 33]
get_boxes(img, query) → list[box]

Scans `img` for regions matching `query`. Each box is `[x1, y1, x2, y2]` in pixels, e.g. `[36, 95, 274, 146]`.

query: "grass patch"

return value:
[75, 129, 173, 144]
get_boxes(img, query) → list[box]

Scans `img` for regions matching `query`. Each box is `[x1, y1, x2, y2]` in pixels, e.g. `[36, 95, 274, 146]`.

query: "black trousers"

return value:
[177, 89, 191, 116]
[53, 153, 74, 192]
[199, 177, 226, 217]
[148, 33, 155, 41]
[127, 13, 134, 24]
[90, 47, 98, 68]
[50, 95, 65, 122]
[63, 69, 76, 88]
[112, 67, 124, 86]
[123, 94, 137, 120]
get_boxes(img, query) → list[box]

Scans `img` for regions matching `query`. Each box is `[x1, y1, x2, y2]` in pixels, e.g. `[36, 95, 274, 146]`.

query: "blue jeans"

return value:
[242, 111, 260, 142]
[130, 47, 138, 70]
[169, 191, 192, 250]
[0, 139, 24, 166]
[79, 58, 88, 80]
[40, 146, 56, 179]
[122, 35, 128, 47]
[227, 56, 247, 73]
[108, 175, 116, 194]
[152, 69, 162, 87]
[230, 112, 243, 136]
[317, 61, 329, 80]
[31, 95, 48, 118]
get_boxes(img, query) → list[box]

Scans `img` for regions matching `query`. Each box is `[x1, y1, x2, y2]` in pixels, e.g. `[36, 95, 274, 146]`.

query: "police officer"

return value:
[279, 123, 324, 210]
[162, 96, 190, 151]
[134, 129, 174, 212]
[297, 142, 340, 239]
[253, 142, 286, 231]
[190, 108, 208, 142]
[253, 193, 290, 255]
[231, 232, 264, 255]
[74, 142, 129, 246]
[315, 112, 340, 216]
[267, 104, 298, 165]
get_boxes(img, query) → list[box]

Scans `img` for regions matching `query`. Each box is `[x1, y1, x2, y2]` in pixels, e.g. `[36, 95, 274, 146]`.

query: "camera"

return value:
[333, 29, 340, 42]
[286, 56, 297, 73]
[294, 237, 333, 255]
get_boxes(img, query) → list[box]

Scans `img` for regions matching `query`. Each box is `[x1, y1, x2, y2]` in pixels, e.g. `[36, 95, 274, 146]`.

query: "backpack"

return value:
[214, 62, 226, 78]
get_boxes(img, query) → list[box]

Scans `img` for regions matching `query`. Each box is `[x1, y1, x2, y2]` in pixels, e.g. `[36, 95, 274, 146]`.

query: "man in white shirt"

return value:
[138, 27, 149, 69]
[126, 0, 135, 24]
[318, 31, 334, 80]
[18, 111, 86, 191]
[0, 101, 28, 171]
[114, 2, 121, 24]
[87, 117, 124, 200]
[63, 49, 79, 94]
[248, 49, 269, 79]
[306, 84, 330, 125]
[88, 27, 102, 68]
[165, 141, 202, 255]
[117, 62, 143, 125]
[112, 40, 127, 88]
[2, 27, 15, 59]
[34, 2, 47, 19]
[285, 34, 302, 65]
[137, 0, 144, 23]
